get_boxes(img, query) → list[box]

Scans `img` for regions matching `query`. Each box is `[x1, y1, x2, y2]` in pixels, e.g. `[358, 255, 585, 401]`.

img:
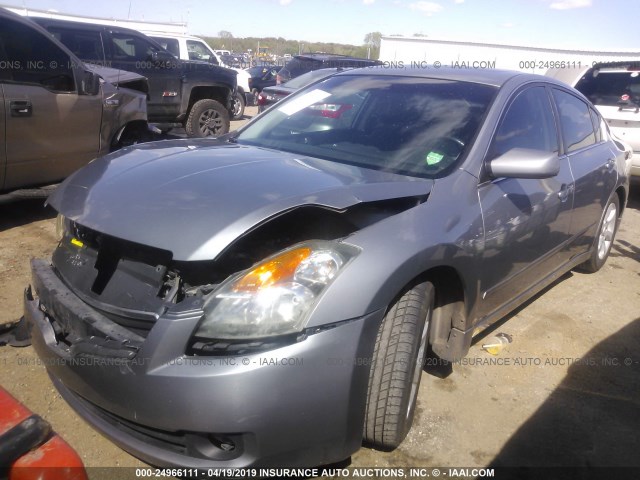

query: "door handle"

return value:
[605, 158, 615, 171]
[558, 183, 574, 202]
[10, 100, 32, 117]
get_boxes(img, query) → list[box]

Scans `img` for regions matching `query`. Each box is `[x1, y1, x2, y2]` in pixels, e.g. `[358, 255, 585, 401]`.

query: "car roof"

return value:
[340, 66, 559, 88]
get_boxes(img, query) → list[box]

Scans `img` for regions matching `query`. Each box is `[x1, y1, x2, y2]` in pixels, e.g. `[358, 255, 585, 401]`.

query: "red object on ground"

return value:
[0, 387, 88, 480]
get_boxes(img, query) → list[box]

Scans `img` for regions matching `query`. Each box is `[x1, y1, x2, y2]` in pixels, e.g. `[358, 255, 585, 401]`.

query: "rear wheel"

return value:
[364, 281, 434, 450]
[185, 99, 230, 137]
[231, 92, 246, 120]
[579, 193, 620, 273]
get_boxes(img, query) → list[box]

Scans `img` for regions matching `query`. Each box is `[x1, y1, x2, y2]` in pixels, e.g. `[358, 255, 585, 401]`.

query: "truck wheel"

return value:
[185, 99, 230, 137]
[364, 281, 434, 450]
[232, 92, 245, 120]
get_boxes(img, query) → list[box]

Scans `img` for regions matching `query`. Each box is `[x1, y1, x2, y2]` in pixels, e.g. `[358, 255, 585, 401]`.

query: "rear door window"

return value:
[47, 28, 104, 63]
[110, 32, 160, 61]
[0, 18, 75, 91]
[152, 36, 180, 58]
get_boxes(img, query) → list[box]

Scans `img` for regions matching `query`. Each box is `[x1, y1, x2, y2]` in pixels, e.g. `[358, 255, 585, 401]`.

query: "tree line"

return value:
[202, 31, 382, 59]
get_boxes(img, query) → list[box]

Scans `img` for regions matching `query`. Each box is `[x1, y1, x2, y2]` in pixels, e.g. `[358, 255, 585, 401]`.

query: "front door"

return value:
[478, 85, 574, 318]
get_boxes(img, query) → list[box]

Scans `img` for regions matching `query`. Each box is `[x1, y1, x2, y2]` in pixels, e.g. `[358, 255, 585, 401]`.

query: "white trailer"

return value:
[379, 36, 640, 74]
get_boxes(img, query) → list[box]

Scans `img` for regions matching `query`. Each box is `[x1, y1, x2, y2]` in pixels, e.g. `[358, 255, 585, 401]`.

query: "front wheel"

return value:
[578, 193, 620, 273]
[364, 281, 434, 450]
[185, 99, 230, 137]
[231, 92, 246, 120]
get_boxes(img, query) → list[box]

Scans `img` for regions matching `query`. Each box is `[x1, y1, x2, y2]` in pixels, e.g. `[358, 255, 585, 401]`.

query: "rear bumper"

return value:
[24, 259, 382, 468]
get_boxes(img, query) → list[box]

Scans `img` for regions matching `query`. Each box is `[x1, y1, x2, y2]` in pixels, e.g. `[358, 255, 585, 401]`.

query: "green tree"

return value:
[363, 31, 382, 59]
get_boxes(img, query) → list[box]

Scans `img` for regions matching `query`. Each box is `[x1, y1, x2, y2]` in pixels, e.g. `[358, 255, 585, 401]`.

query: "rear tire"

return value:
[578, 193, 620, 273]
[231, 92, 246, 120]
[185, 99, 230, 137]
[364, 281, 434, 450]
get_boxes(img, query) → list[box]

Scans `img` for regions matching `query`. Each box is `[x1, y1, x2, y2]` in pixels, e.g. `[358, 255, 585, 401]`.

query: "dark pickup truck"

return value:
[33, 17, 237, 137]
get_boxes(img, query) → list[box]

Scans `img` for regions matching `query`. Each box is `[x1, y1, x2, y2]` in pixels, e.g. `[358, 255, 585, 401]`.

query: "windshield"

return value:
[237, 74, 496, 178]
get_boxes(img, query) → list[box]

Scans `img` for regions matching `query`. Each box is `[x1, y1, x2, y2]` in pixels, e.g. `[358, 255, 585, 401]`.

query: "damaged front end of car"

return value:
[23, 141, 432, 468]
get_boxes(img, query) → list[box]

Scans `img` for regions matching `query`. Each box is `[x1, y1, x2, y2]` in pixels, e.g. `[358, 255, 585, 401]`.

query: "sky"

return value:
[2, 0, 639, 51]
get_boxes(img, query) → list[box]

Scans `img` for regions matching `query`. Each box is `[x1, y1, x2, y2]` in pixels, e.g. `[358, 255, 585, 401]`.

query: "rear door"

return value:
[551, 88, 618, 255]
[0, 16, 102, 191]
[478, 85, 575, 317]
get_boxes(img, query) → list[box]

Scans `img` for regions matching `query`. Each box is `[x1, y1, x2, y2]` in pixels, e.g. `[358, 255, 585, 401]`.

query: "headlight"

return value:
[194, 241, 355, 340]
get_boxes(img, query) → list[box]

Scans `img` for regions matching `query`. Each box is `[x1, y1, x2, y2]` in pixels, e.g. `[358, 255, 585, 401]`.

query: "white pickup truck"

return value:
[145, 33, 252, 120]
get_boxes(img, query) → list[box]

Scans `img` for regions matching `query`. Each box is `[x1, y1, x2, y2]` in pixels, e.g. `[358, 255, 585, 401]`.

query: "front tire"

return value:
[364, 281, 434, 450]
[185, 99, 230, 137]
[579, 193, 620, 273]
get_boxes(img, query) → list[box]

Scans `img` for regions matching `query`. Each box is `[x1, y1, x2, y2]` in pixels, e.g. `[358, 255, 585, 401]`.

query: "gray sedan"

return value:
[24, 67, 629, 469]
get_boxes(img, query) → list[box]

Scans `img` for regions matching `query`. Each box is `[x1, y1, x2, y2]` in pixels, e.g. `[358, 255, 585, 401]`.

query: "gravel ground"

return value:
[1, 106, 639, 478]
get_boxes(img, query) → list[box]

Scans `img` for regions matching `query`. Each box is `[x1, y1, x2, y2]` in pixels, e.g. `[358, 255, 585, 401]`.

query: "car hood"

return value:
[48, 140, 432, 261]
[182, 60, 238, 82]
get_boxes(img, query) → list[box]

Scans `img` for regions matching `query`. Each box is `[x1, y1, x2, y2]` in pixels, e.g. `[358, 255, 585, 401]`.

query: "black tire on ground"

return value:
[185, 99, 230, 137]
[364, 280, 434, 450]
[578, 193, 620, 273]
[232, 92, 246, 120]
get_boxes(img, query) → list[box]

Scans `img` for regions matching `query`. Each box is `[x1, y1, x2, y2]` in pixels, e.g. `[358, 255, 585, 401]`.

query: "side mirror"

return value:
[80, 70, 101, 96]
[488, 148, 560, 179]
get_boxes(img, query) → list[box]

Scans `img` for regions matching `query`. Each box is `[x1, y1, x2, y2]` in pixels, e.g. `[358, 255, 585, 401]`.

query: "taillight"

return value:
[257, 93, 267, 106]
[307, 104, 353, 118]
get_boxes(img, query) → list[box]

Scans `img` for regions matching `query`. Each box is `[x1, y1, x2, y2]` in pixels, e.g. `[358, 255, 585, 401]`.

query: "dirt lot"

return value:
[1, 107, 639, 477]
